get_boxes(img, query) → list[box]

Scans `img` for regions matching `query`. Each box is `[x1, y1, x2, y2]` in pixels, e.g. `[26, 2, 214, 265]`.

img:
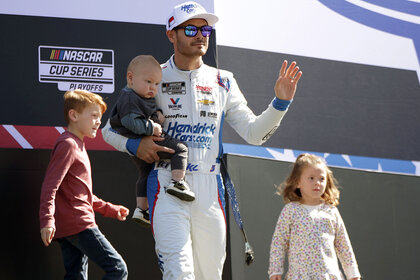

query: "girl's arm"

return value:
[334, 209, 361, 279]
[268, 206, 291, 278]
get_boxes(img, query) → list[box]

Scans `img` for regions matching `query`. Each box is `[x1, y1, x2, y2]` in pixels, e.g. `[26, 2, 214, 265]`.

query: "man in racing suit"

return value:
[102, 1, 302, 279]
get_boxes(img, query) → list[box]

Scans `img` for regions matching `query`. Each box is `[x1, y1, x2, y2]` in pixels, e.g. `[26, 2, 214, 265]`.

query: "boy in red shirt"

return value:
[39, 90, 129, 279]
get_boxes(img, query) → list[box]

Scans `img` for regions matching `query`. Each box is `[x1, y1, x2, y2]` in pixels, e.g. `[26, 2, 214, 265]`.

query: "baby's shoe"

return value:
[166, 180, 195, 202]
[132, 207, 150, 227]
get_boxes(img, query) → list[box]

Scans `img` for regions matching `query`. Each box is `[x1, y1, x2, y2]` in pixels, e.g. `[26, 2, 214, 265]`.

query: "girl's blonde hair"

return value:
[278, 153, 340, 206]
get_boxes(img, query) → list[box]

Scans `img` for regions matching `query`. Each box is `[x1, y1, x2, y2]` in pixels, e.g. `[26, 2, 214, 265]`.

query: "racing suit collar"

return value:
[169, 54, 204, 74]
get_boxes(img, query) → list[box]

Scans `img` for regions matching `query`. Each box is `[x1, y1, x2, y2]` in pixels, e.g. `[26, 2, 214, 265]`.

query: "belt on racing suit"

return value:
[154, 160, 221, 175]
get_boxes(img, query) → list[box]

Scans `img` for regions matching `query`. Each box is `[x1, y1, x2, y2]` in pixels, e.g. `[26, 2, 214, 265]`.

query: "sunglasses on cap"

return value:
[174, 25, 213, 37]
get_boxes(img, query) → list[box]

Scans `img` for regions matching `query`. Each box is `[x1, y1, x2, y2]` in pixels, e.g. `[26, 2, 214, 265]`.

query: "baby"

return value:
[109, 55, 195, 226]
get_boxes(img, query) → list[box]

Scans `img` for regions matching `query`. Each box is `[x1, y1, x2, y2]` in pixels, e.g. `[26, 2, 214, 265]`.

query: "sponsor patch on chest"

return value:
[162, 82, 186, 95]
[196, 85, 213, 95]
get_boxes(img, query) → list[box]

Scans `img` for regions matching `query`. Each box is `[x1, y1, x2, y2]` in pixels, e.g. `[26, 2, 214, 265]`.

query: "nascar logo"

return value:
[48, 49, 104, 62]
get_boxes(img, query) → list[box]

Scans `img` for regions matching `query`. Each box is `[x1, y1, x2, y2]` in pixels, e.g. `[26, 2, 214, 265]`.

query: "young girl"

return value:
[268, 153, 361, 280]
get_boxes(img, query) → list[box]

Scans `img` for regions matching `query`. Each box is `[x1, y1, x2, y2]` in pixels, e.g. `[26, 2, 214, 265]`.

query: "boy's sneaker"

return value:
[166, 180, 195, 202]
[132, 207, 150, 227]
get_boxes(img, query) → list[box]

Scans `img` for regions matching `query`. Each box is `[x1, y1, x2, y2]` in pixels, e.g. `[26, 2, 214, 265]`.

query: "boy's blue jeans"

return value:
[57, 227, 127, 280]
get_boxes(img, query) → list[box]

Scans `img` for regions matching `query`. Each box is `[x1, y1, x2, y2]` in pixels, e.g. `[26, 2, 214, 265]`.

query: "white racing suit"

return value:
[102, 55, 290, 280]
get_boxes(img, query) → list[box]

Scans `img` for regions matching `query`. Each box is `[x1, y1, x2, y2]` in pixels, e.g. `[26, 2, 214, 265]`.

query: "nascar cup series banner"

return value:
[1, 0, 420, 176]
[0, 0, 215, 149]
[38, 46, 115, 93]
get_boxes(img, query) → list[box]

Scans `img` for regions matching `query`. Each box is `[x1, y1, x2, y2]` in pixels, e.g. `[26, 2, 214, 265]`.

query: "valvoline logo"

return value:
[318, 0, 420, 83]
[168, 98, 182, 110]
[170, 98, 180, 104]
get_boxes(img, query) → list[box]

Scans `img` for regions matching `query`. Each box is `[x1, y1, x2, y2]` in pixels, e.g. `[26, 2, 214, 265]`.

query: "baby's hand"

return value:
[156, 110, 165, 125]
[153, 123, 162, 136]
[117, 206, 129, 221]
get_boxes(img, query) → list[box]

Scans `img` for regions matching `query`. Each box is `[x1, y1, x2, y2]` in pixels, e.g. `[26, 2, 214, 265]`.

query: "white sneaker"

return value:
[166, 180, 195, 202]
[132, 207, 150, 227]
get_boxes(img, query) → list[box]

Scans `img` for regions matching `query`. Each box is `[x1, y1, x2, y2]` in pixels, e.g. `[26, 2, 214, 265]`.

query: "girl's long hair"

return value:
[278, 153, 340, 206]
